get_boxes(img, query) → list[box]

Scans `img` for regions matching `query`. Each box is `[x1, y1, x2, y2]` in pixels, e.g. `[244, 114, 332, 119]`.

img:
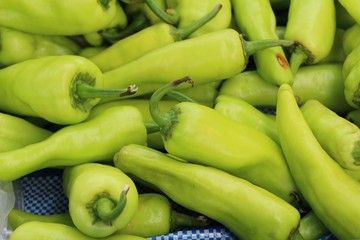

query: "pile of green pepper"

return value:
[2, 1, 360, 239]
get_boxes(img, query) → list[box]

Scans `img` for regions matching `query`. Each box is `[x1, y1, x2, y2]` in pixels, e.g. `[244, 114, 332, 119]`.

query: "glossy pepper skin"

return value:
[284, 0, 336, 74]
[0, 0, 124, 36]
[0, 26, 80, 67]
[277, 83, 360, 239]
[101, 28, 295, 99]
[214, 94, 279, 145]
[62, 163, 138, 238]
[232, 0, 294, 86]
[301, 99, 360, 170]
[0, 113, 52, 152]
[219, 63, 353, 115]
[148, 77, 300, 205]
[113, 144, 301, 240]
[116, 193, 208, 237]
[0, 106, 147, 181]
[9, 221, 146, 240]
[89, 4, 222, 72]
[0, 55, 137, 125]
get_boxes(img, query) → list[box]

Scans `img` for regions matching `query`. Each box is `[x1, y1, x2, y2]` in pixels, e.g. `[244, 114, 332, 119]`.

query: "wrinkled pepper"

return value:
[0, 106, 147, 181]
[116, 193, 209, 237]
[62, 163, 138, 238]
[101, 28, 295, 99]
[0, 113, 52, 152]
[9, 221, 146, 240]
[284, 0, 336, 74]
[232, 0, 294, 86]
[214, 94, 279, 145]
[113, 144, 301, 240]
[0, 55, 137, 125]
[89, 4, 222, 72]
[301, 99, 360, 170]
[0, 26, 80, 67]
[0, 0, 125, 36]
[277, 83, 360, 239]
[148, 77, 300, 205]
[219, 63, 353, 115]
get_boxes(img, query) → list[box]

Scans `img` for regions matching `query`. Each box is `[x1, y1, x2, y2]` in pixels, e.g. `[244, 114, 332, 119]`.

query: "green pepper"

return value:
[89, 4, 222, 72]
[301, 99, 360, 170]
[0, 0, 125, 36]
[214, 94, 279, 145]
[101, 28, 295, 99]
[317, 28, 346, 64]
[344, 61, 360, 109]
[0, 113, 52, 152]
[8, 208, 74, 230]
[342, 24, 360, 56]
[116, 193, 209, 237]
[62, 163, 138, 238]
[297, 210, 331, 240]
[122, 0, 167, 25]
[343, 44, 360, 80]
[335, 0, 356, 30]
[9, 221, 146, 240]
[232, 0, 294, 86]
[148, 77, 300, 205]
[0, 26, 80, 67]
[0, 55, 137, 125]
[346, 109, 360, 128]
[337, 0, 360, 27]
[219, 63, 353, 115]
[277, 83, 360, 239]
[0, 105, 147, 181]
[284, 0, 336, 74]
[113, 144, 301, 240]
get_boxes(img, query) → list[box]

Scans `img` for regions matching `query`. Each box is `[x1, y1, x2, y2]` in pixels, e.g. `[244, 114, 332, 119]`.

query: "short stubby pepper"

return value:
[62, 163, 139, 238]
[148, 77, 301, 206]
[277, 83, 360, 239]
[0, 55, 137, 125]
[113, 144, 301, 240]
[0, 0, 125, 35]
[9, 221, 147, 240]
[0, 106, 147, 181]
[301, 99, 360, 171]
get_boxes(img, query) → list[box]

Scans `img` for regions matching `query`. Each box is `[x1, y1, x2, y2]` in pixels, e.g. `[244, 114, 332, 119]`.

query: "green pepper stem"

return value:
[149, 76, 193, 129]
[144, 122, 160, 134]
[98, 0, 111, 9]
[76, 83, 138, 99]
[92, 184, 130, 223]
[166, 90, 197, 103]
[173, 4, 223, 40]
[242, 37, 295, 57]
[289, 44, 314, 74]
[170, 211, 209, 231]
[145, 0, 179, 25]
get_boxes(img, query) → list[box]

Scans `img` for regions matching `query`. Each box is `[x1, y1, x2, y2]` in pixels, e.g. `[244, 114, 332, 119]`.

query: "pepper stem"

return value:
[91, 184, 130, 224]
[170, 211, 209, 231]
[76, 82, 138, 99]
[144, 0, 179, 25]
[289, 44, 314, 74]
[145, 122, 160, 134]
[173, 4, 223, 40]
[242, 37, 295, 57]
[166, 90, 197, 103]
[149, 76, 193, 129]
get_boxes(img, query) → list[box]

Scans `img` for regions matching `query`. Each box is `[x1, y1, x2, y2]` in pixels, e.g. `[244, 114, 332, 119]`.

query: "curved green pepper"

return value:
[0, 106, 147, 181]
[116, 193, 209, 237]
[0, 113, 52, 152]
[301, 99, 360, 170]
[344, 61, 360, 109]
[342, 23, 360, 56]
[9, 221, 146, 240]
[219, 63, 353, 115]
[214, 94, 279, 145]
[113, 144, 301, 240]
[277, 83, 360, 239]
[232, 0, 294, 86]
[0, 55, 137, 125]
[148, 77, 300, 205]
[89, 4, 222, 72]
[101, 28, 295, 99]
[0, 26, 80, 67]
[284, 0, 336, 74]
[0, 0, 124, 36]
[62, 163, 138, 238]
